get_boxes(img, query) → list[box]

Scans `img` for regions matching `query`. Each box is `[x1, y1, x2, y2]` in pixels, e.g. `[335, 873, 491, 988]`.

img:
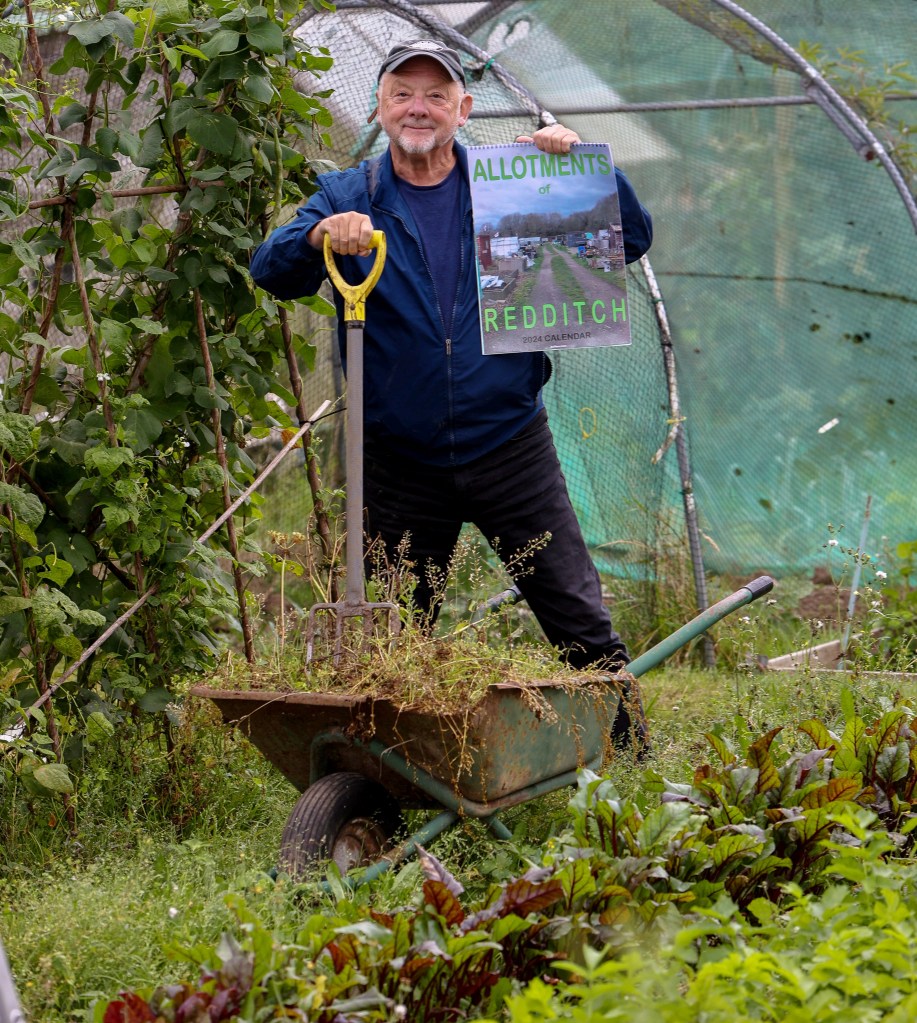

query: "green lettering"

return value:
[610, 298, 627, 322]
[527, 155, 539, 176]
[573, 301, 586, 324]
[473, 159, 489, 182]
[539, 153, 558, 177]
[592, 300, 606, 324]
[542, 303, 556, 328]
[523, 305, 537, 328]
[557, 156, 571, 176]
[511, 155, 528, 179]
[597, 152, 612, 175]
[504, 306, 517, 330]
[486, 157, 500, 180]
[483, 307, 498, 332]
[570, 152, 585, 176]
[499, 157, 513, 181]
[583, 153, 596, 174]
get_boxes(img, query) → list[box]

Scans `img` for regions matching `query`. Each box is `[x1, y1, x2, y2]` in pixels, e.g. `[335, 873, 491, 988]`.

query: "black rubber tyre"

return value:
[278, 772, 404, 878]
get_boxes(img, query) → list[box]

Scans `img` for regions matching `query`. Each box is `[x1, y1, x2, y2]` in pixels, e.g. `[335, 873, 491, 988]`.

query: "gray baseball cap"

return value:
[378, 39, 466, 87]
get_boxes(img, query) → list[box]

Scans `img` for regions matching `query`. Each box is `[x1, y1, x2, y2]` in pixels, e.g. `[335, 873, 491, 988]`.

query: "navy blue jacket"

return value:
[249, 142, 652, 466]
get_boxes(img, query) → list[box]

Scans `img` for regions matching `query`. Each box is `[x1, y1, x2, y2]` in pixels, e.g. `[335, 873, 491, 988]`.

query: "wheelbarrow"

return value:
[190, 575, 774, 884]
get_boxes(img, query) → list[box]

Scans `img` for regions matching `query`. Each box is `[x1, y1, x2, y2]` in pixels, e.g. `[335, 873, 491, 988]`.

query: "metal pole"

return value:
[641, 256, 715, 667]
[345, 319, 365, 607]
[0, 937, 26, 1023]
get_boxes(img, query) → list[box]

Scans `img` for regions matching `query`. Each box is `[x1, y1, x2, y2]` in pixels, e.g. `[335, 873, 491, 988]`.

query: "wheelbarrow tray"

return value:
[189, 678, 618, 810]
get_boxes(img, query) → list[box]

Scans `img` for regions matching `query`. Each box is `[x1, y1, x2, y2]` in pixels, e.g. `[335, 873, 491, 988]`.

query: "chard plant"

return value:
[96, 698, 917, 1022]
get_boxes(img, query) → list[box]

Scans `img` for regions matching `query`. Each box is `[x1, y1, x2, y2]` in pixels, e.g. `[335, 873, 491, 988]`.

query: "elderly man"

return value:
[250, 40, 654, 751]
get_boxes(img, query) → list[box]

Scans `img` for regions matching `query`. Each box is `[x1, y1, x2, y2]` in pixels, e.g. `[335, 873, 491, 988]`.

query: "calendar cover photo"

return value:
[466, 142, 632, 356]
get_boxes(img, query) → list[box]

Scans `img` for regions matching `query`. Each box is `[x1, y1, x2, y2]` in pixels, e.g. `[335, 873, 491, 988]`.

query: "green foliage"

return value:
[494, 817, 917, 1022]
[866, 540, 917, 668]
[798, 42, 917, 194]
[0, 1, 335, 763]
[90, 700, 917, 1022]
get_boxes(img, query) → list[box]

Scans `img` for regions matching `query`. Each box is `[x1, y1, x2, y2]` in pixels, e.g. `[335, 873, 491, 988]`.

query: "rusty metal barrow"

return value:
[190, 575, 774, 884]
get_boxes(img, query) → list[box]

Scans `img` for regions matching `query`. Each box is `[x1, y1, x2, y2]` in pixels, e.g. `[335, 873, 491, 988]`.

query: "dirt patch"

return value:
[794, 584, 852, 626]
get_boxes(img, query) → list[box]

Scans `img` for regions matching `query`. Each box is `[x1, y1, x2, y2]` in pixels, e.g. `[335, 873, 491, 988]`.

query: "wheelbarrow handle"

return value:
[323, 231, 387, 322]
[624, 575, 776, 679]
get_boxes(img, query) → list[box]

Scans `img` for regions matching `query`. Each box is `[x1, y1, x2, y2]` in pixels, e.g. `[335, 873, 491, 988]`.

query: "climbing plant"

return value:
[0, 0, 336, 799]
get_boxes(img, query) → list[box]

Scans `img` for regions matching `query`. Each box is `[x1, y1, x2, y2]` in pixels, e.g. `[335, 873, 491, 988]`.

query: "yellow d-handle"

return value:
[323, 230, 386, 323]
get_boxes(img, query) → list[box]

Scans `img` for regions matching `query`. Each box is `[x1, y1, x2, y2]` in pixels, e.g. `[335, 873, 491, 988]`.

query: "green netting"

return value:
[290, 0, 917, 578]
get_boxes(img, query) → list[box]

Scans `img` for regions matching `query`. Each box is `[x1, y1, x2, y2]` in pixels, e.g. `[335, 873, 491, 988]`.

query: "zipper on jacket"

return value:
[374, 203, 465, 461]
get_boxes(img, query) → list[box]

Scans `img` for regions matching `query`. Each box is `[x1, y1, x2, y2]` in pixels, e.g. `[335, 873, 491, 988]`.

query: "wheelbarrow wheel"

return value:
[279, 772, 403, 878]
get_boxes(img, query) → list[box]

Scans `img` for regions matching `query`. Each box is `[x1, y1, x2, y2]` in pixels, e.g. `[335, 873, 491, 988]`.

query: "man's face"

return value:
[377, 57, 471, 155]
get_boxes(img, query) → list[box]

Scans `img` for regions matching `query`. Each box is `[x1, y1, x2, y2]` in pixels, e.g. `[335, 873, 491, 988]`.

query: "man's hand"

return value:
[515, 123, 581, 154]
[308, 212, 375, 256]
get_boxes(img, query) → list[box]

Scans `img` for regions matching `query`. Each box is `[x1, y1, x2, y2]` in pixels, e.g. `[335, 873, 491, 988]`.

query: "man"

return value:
[250, 40, 654, 750]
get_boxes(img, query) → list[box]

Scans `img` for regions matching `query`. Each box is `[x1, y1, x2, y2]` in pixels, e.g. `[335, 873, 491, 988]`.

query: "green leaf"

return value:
[0, 412, 37, 460]
[835, 715, 866, 774]
[246, 20, 284, 55]
[0, 28, 22, 62]
[637, 801, 694, 853]
[39, 556, 74, 588]
[122, 408, 163, 452]
[710, 831, 761, 870]
[32, 762, 74, 795]
[84, 446, 135, 477]
[186, 112, 239, 157]
[242, 74, 275, 105]
[800, 777, 861, 809]
[52, 633, 83, 658]
[747, 727, 782, 793]
[136, 121, 164, 169]
[96, 127, 119, 157]
[194, 386, 229, 411]
[875, 741, 911, 786]
[0, 594, 32, 616]
[86, 710, 115, 742]
[201, 29, 240, 59]
[151, 0, 190, 30]
[0, 481, 45, 527]
[102, 504, 133, 530]
[70, 18, 114, 47]
[138, 687, 174, 713]
[798, 718, 836, 750]
[58, 102, 88, 130]
[705, 731, 736, 767]
[75, 607, 106, 627]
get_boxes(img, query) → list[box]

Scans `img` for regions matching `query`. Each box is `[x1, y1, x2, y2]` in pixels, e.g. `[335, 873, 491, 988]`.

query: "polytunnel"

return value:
[287, 0, 917, 593]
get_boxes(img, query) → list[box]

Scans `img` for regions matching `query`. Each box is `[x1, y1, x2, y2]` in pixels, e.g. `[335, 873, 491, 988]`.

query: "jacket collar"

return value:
[367, 140, 471, 209]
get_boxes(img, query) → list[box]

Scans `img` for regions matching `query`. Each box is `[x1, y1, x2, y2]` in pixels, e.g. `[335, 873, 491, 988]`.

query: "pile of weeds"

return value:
[196, 622, 614, 711]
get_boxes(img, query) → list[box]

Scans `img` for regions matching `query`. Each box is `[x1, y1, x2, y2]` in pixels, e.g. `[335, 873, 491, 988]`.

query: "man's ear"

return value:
[458, 92, 473, 126]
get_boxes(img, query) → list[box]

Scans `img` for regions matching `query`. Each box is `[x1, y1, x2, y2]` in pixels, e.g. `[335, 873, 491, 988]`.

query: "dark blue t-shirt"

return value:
[398, 162, 462, 338]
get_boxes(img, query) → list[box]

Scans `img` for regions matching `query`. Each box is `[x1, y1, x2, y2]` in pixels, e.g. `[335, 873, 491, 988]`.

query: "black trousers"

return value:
[363, 409, 629, 670]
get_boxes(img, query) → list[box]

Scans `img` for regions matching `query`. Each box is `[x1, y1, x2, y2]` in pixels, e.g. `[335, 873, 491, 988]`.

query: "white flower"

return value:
[739, 616, 751, 624]
[96, 372, 111, 383]
[168, 907, 179, 918]
[827, 539, 839, 547]
[876, 571, 887, 580]
[394, 1007, 407, 1020]
[815, 620, 824, 629]
[766, 598, 777, 606]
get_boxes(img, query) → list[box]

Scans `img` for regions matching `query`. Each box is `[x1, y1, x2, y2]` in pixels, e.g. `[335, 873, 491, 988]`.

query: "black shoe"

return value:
[610, 678, 651, 760]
